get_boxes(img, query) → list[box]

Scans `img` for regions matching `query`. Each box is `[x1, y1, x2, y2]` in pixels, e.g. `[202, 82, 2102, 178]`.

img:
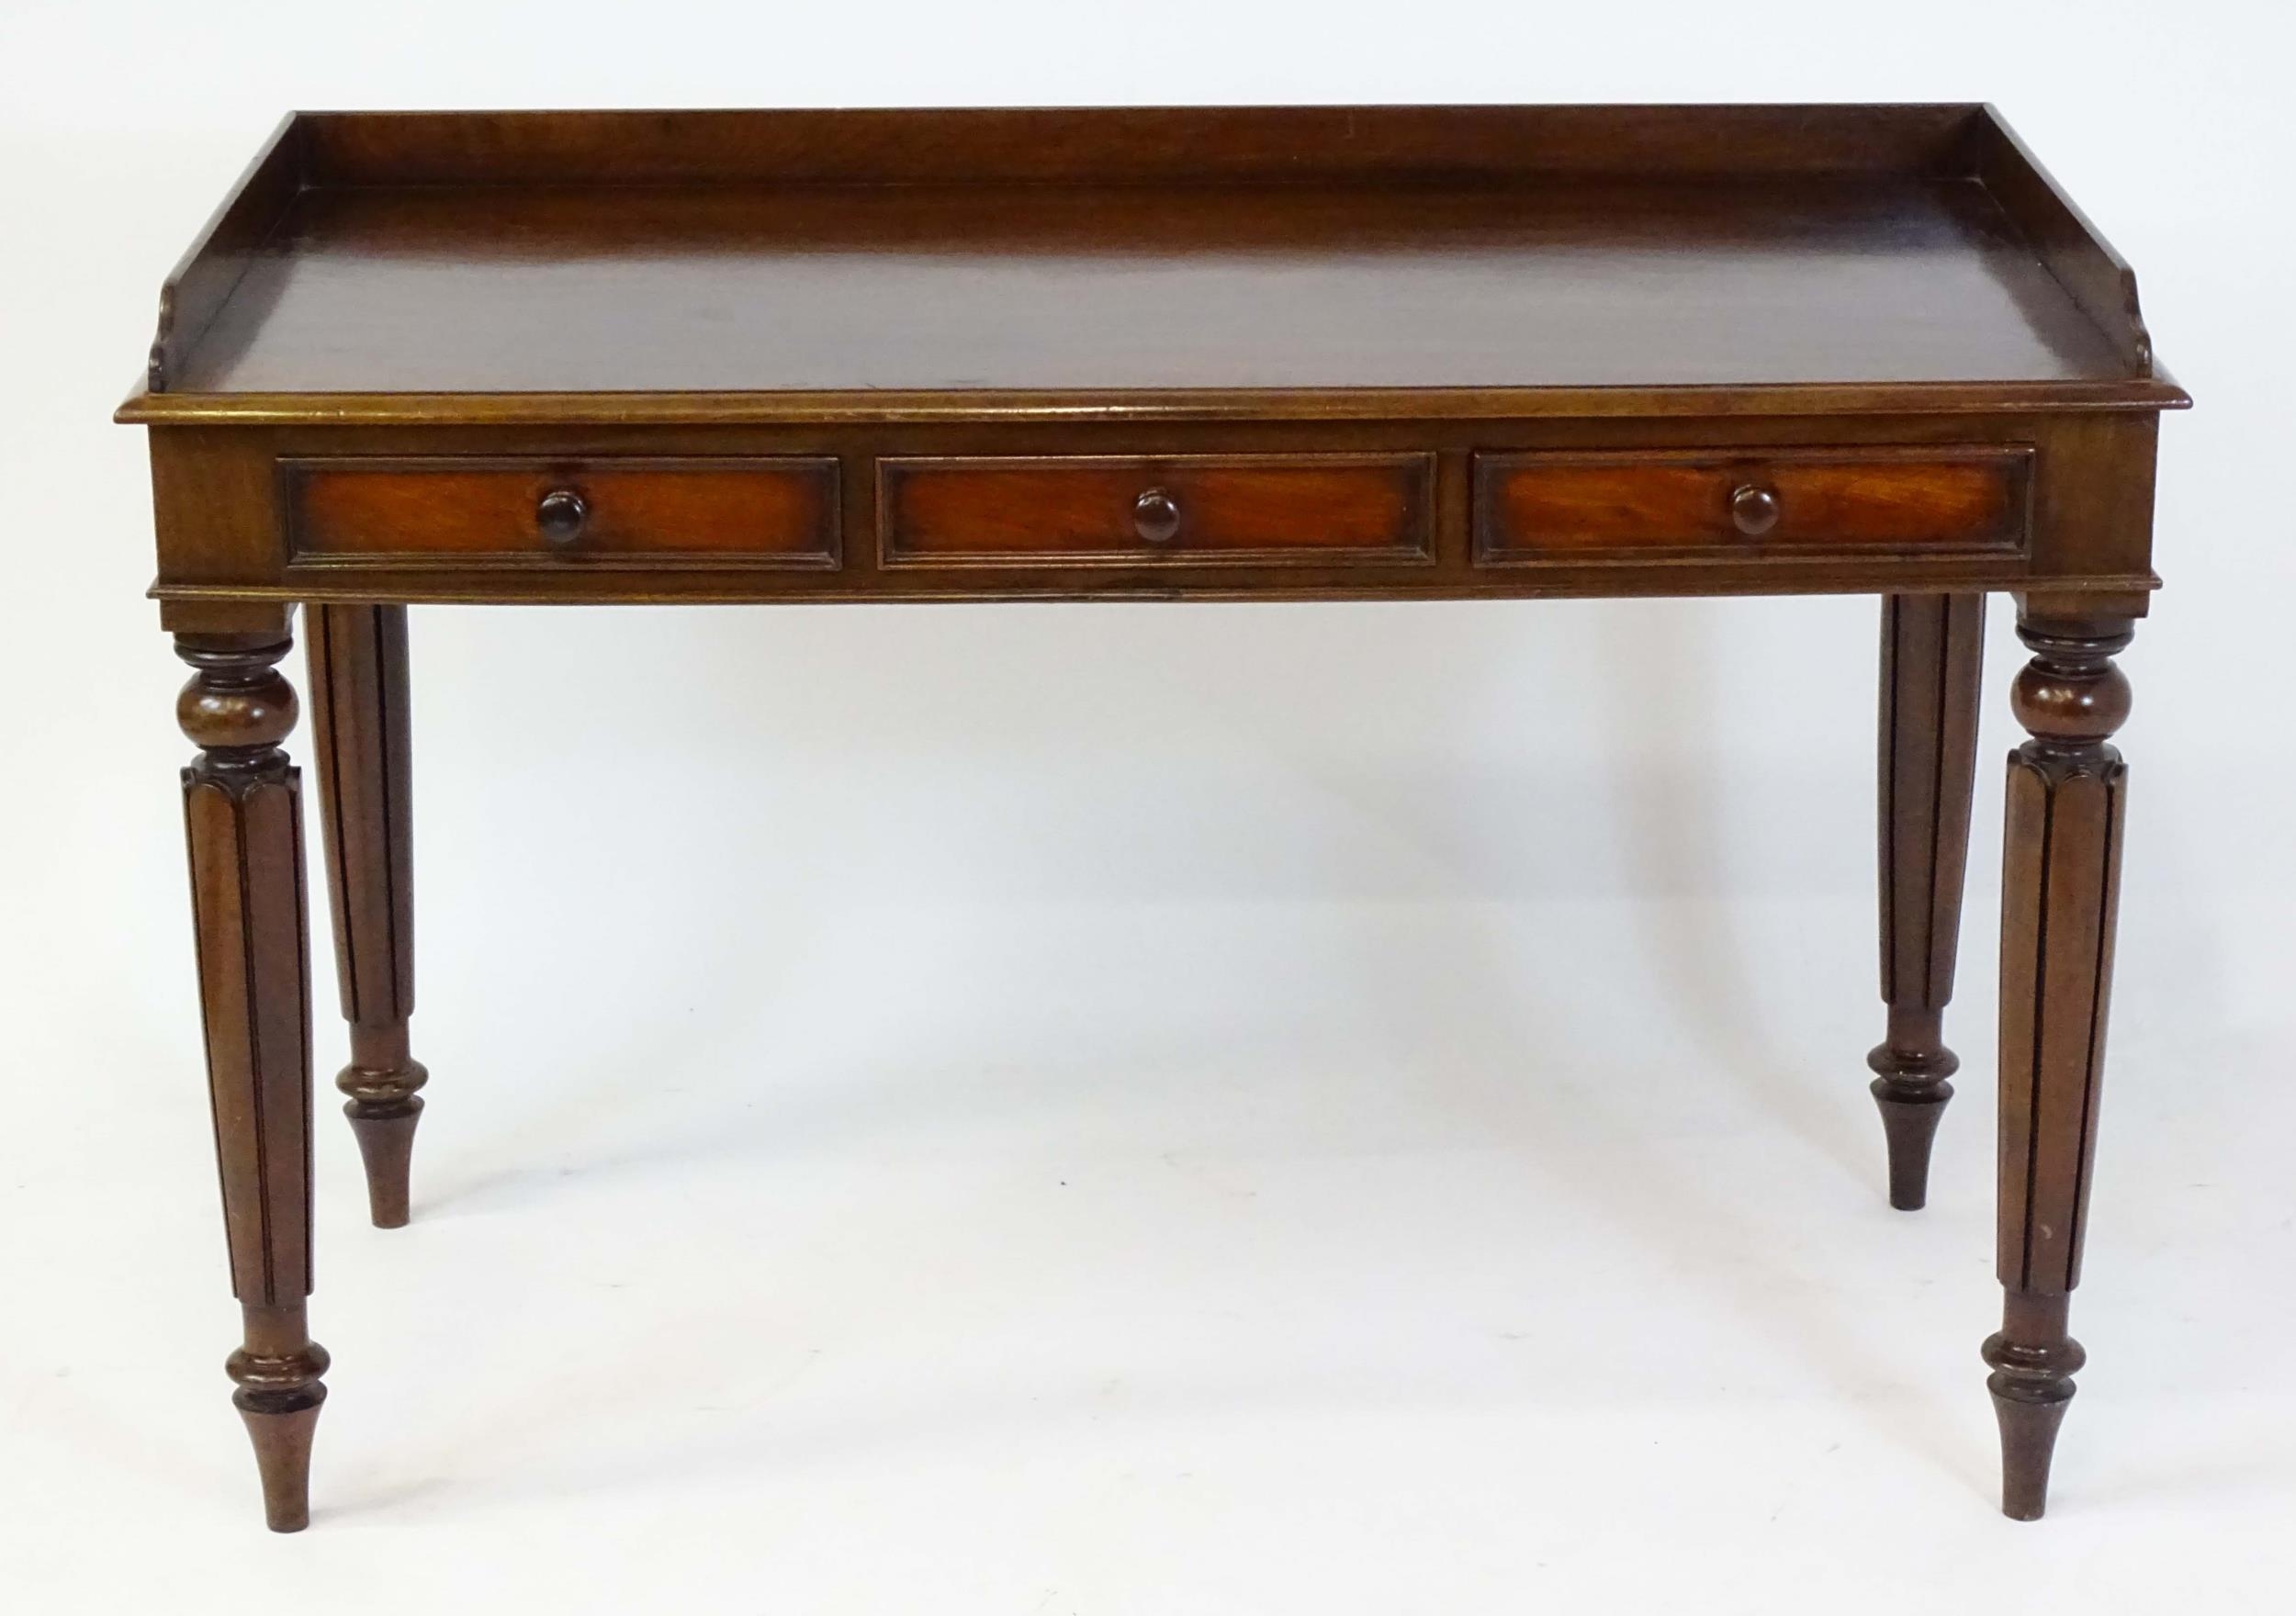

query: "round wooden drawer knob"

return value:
[535, 488, 589, 544]
[1729, 483, 1781, 537]
[1133, 487, 1182, 544]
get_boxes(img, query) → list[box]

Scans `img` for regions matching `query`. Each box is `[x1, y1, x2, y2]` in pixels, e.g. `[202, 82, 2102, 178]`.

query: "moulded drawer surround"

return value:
[878, 454, 1436, 567]
[1473, 447, 2033, 564]
[285, 455, 841, 567]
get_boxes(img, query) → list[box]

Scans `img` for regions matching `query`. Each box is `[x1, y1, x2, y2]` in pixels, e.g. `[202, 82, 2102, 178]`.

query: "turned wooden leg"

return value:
[1870, 593, 1985, 1209]
[1984, 610, 2133, 1520]
[307, 605, 426, 1229]
[179, 633, 330, 1532]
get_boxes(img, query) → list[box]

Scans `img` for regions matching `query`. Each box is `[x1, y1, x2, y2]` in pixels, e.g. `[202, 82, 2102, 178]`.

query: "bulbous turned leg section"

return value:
[179, 631, 331, 1531]
[1872, 594, 1984, 1209]
[1987, 609, 2133, 1520]
[308, 605, 427, 1229]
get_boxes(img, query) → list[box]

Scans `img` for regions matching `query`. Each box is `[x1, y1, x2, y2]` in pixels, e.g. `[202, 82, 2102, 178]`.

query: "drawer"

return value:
[285, 456, 840, 567]
[878, 454, 1435, 566]
[1474, 448, 2030, 563]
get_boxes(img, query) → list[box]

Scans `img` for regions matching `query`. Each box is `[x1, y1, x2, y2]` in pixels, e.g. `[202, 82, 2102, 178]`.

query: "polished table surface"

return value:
[118, 105, 2185, 1532]
[171, 177, 2133, 396]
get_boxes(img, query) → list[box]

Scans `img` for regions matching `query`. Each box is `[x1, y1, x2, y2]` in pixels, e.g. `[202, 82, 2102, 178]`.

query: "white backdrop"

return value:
[3, 2, 2290, 1610]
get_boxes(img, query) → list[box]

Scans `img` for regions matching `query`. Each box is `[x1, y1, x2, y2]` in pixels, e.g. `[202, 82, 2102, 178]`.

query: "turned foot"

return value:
[339, 1030, 426, 1229]
[1868, 1009, 1958, 1211]
[1984, 1296, 2084, 1521]
[229, 1313, 331, 1532]
[343, 1090, 423, 1229]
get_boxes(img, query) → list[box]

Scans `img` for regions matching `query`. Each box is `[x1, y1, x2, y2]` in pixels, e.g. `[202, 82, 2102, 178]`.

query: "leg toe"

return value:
[345, 1091, 422, 1229]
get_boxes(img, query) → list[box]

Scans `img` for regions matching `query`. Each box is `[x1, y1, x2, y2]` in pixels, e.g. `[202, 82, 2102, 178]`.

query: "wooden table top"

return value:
[121, 106, 2184, 427]
[170, 175, 2124, 397]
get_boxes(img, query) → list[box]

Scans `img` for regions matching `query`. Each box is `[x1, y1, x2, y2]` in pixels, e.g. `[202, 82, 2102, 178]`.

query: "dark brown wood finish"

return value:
[177, 631, 328, 1531]
[123, 105, 2182, 432]
[294, 104, 1984, 186]
[142, 115, 305, 393]
[118, 106, 2182, 1529]
[1869, 594, 1986, 1209]
[1986, 607, 2134, 1520]
[140, 411, 2167, 618]
[139, 178, 2133, 402]
[306, 605, 425, 1228]
[1959, 111, 2154, 373]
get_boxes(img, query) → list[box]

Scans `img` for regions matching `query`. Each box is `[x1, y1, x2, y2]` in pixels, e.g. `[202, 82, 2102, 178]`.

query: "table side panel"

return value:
[2029, 410, 2160, 594]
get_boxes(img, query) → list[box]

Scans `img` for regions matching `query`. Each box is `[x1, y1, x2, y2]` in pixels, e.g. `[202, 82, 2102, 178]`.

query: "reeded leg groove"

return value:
[309, 605, 429, 1229]
[1986, 611, 2133, 1521]
[1871, 594, 1984, 1211]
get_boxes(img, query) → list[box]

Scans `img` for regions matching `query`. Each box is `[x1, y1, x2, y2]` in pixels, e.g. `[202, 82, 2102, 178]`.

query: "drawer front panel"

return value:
[879, 454, 1435, 566]
[287, 456, 839, 567]
[1474, 448, 2030, 562]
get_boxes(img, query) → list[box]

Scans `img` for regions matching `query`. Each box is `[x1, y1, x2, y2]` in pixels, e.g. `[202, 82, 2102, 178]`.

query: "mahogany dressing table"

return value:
[116, 105, 2187, 1530]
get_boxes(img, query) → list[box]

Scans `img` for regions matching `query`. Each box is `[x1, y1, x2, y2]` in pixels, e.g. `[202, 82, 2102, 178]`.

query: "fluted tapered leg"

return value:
[179, 632, 329, 1532]
[1985, 610, 2133, 1521]
[307, 605, 426, 1229]
[1870, 593, 1985, 1209]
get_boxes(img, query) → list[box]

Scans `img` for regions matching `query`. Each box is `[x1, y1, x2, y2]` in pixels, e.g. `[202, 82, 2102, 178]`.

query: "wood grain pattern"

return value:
[287, 457, 839, 567]
[1475, 449, 2029, 561]
[880, 454, 1433, 566]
